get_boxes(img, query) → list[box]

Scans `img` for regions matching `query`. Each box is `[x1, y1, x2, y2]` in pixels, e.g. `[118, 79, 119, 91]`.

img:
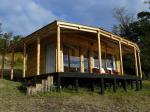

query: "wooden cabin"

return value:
[0, 21, 142, 94]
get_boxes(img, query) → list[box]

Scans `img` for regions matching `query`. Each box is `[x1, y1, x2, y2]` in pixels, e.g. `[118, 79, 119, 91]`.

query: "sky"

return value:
[0, 0, 149, 36]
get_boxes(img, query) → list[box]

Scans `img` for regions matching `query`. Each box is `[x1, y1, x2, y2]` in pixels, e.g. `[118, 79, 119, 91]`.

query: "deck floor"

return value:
[25, 72, 142, 94]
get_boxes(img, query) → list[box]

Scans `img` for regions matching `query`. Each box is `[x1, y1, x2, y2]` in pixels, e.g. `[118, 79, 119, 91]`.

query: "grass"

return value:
[0, 79, 150, 112]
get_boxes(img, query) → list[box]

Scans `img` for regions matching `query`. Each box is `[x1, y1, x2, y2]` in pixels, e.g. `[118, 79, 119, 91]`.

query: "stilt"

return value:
[100, 77, 104, 94]
[104, 82, 107, 90]
[57, 75, 61, 92]
[74, 79, 79, 92]
[117, 81, 120, 88]
[109, 82, 112, 89]
[140, 80, 142, 89]
[113, 78, 117, 92]
[90, 79, 94, 91]
[123, 79, 127, 91]
[136, 80, 139, 91]
[131, 80, 133, 89]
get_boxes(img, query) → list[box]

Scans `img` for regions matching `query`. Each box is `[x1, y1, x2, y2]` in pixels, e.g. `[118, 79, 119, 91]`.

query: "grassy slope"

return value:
[0, 79, 150, 112]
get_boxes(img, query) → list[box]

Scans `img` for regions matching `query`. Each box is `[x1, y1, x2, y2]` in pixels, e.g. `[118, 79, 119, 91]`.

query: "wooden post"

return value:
[113, 78, 117, 92]
[119, 41, 124, 75]
[131, 80, 133, 89]
[90, 79, 94, 91]
[137, 52, 142, 78]
[140, 80, 142, 89]
[89, 49, 94, 73]
[37, 37, 40, 75]
[57, 25, 61, 72]
[74, 79, 79, 92]
[23, 43, 26, 78]
[123, 78, 127, 91]
[97, 31, 102, 74]
[136, 79, 139, 91]
[100, 77, 104, 94]
[80, 48, 84, 72]
[57, 74, 61, 92]
[134, 47, 138, 77]
[10, 49, 14, 80]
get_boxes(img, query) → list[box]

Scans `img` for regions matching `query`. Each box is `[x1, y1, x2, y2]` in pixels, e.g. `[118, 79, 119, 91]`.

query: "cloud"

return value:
[0, 0, 148, 35]
[0, 0, 58, 35]
[35, 0, 149, 31]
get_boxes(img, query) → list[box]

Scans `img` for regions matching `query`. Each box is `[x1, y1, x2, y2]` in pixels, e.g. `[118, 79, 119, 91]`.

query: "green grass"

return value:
[0, 79, 150, 112]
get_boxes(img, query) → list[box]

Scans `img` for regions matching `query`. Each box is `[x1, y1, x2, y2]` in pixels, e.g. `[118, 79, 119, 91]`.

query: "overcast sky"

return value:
[0, 0, 149, 36]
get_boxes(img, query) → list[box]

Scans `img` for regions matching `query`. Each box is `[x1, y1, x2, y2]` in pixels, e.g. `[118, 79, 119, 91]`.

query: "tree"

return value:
[0, 23, 22, 79]
[112, 7, 139, 43]
[131, 11, 150, 79]
[112, 9, 150, 79]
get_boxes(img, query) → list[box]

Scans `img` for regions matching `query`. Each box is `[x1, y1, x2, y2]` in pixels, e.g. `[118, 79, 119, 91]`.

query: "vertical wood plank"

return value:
[119, 41, 124, 75]
[10, 49, 14, 80]
[23, 43, 26, 78]
[57, 25, 60, 72]
[37, 37, 40, 75]
[137, 52, 142, 78]
[97, 31, 102, 74]
[80, 48, 84, 72]
[134, 47, 139, 77]
[89, 49, 94, 73]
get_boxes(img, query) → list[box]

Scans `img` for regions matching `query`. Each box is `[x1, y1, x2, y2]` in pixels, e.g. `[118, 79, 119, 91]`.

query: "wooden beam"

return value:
[137, 52, 142, 78]
[119, 41, 124, 75]
[10, 50, 14, 80]
[58, 21, 139, 52]
[57, 25, 61, 72]
[97, 32, 102, 74]
[37, 37, 40, 75]
[23, 43, 26, 78]
[134, 47, 139, 77]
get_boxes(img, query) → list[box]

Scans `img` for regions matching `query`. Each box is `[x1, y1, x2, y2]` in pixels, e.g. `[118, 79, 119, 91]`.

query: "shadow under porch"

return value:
[24, 72, 142, 95]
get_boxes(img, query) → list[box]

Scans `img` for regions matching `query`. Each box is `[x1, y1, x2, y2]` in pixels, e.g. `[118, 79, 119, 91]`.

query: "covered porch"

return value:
[1, 21, 142, 80]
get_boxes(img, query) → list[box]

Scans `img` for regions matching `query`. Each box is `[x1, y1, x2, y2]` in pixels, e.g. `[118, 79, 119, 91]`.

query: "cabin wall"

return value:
[40, 35, 56, 74]
[26, 34, 56, 76]
[26, 43, 37, 76]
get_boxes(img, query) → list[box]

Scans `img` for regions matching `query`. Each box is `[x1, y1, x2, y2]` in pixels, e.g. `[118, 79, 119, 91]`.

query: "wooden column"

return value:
[10, 49, 14, 80]
[37, 37, 40, 75]
[97, 31, 102, 74]
[57, 25, 61, 72]
[137, 52, 142, 78]
[80, 48, 84, 72]
[23, 43, 26, 78]
[89, 49, 94, 73]
[134, 47, 139, 77]
[119, 41, 124, 75]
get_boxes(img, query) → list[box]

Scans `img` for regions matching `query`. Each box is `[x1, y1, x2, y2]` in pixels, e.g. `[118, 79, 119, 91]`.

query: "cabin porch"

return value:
[0, 21, 142, 94]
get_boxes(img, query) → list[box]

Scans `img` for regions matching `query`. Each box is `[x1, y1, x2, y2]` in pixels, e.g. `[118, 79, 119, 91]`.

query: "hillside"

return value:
[0, 79, 150, 112]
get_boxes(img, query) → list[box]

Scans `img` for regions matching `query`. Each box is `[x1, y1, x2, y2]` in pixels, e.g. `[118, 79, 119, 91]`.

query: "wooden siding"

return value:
[26, 43, 37, 76]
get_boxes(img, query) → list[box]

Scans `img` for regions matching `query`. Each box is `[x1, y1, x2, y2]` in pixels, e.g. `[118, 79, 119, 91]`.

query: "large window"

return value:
[84, 50, 90, 72]
[63, 44, 80, 72]
[93, 52, 116, 74]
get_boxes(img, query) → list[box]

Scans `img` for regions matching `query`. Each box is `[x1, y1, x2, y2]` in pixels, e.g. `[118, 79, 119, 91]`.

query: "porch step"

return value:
[26, 76, 54, 95]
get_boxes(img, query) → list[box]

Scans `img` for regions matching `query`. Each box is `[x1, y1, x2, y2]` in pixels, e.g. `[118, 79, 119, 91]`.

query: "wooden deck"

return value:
[24, 72, 142, 94]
